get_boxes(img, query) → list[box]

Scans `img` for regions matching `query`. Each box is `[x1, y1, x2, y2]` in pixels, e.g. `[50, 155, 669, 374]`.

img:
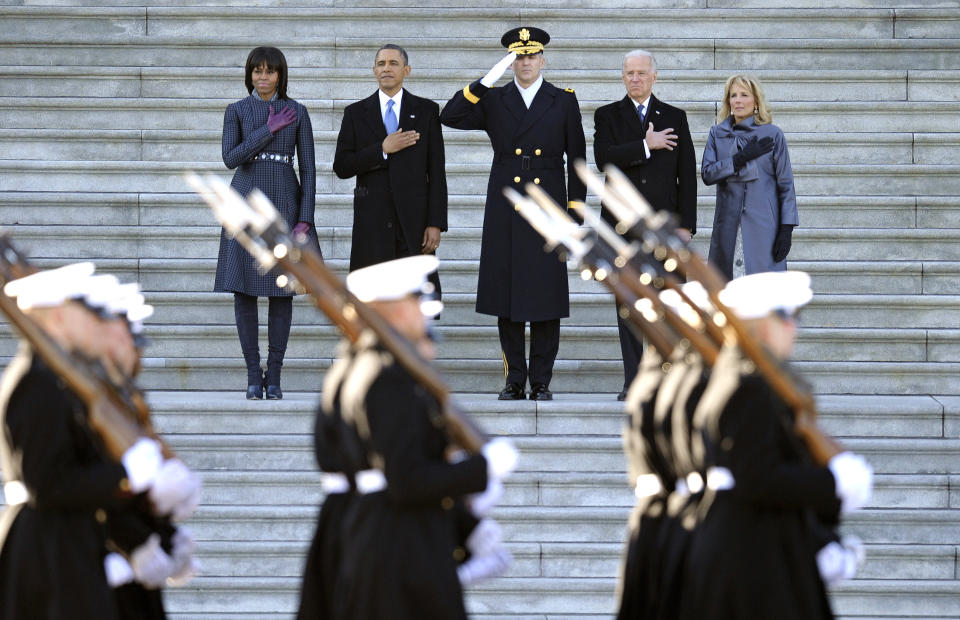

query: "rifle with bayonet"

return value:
[186, 173, 487, 454]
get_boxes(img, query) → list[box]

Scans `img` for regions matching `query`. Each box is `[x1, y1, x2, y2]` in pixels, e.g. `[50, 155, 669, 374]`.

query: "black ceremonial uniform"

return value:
[441, 77, 585, 322]
[332, 342, 488, 620]
[297, 339, 369, 620]
[441, 76, 585, 389]
[0, 349, 129, 620]
[681, 347, 840, 620]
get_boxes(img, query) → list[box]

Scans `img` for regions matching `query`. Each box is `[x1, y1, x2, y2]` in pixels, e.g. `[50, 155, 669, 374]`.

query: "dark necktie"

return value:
[637, 103, 646, 125]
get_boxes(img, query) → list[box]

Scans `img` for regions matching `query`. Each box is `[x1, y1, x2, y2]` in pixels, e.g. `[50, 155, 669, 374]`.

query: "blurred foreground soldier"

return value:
[0, 264, 199, 620]
[680, 272, 872, 620]
[332, 255, 517, 620]
[441, 26, 586, 401]
[616, 282, 710, 620]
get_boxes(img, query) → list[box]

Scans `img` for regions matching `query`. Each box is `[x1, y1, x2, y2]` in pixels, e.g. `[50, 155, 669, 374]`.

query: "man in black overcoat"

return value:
[441, 27, 586, 401]
[333, 43, 447, 296]
[594, 49, 697, 400]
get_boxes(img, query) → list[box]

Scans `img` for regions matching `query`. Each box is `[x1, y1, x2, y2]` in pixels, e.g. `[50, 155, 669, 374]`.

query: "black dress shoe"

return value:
[617, 390, 627, 401]
[498, 383, 525, 400]
[246, 384, 263, 400]
[265, 384, 283, 400]
[530, 384, 553, 401]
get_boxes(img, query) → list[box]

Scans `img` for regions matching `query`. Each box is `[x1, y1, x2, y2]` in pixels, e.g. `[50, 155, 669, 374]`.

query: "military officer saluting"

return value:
[441, 26, 587, 401]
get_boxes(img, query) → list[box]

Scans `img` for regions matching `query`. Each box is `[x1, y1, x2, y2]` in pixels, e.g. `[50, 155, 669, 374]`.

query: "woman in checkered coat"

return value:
[215, 46, 319, 400]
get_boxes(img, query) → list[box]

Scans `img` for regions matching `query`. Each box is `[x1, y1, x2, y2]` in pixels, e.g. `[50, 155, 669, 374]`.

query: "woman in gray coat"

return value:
[702, 75, 797, 280]
[216, 46, 319, 399]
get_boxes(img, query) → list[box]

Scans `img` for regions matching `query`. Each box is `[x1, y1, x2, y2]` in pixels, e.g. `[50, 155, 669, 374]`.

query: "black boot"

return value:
[234, 293, 262, 399]
[266, 296, 292, 400]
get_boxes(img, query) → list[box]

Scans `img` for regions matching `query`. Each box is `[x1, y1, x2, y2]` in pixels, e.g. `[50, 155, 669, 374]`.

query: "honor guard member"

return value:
[0, 265, 199, 620]
[331, 255, 517, 620]
[441, 26, 587, 401]
[681, 272, 872, 620]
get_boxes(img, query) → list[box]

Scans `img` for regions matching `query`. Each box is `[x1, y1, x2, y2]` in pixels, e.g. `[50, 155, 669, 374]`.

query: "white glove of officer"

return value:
[149, 459, 203, 521]
[457, 547, 513, 586]
[469, 479, 504, 518]
[130, 533, 175, 589]
[104, 552, 135, 588]
[482, 437, 518, 481]
[480, 51, 517, 87]
[167, 527, 199, 587]
[828, 452, 874, 513]
[816, 535, 865, 586]
[466, 518, 503, 559]
[122, 438, 163, 493]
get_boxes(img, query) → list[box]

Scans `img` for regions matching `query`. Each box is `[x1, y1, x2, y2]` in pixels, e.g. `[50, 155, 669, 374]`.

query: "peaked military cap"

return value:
[501, 26, 549, 55]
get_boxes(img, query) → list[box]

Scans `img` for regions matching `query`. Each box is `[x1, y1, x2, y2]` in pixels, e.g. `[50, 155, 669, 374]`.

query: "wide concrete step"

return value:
[7, 128, 957, 167]
[3, 34, 958, 72]
[145, 391, 955, 441]
[6, 7, 951, 41]
[3, 158, 959, 197]
[15, 255, 960, 297]
[5, 97, 960, 135]
[10, 222, 960, 264]
[6, 66, 951, 104]
[162, 433, 960, 477]
[6, 191, 957, 231]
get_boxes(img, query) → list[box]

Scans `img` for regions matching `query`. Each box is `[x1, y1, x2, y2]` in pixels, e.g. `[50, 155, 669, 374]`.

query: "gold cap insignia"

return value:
[519, 28, 530, 42]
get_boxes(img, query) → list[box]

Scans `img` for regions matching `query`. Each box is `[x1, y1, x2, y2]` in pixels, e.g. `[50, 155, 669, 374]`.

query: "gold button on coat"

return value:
[535, 148, 542, 156]
[534, 178, 541, 184]
[514, 176, 521, 183]
[515, 148, 522, 155]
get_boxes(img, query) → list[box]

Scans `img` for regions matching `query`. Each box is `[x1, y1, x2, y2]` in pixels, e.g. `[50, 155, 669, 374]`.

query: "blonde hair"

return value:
[719, 74, 772, 125]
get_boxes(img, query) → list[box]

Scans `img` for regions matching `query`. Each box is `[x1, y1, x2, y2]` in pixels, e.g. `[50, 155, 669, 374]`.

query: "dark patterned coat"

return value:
[0, 349, 129, 620]
[215, 93, 319, 297]
[441, 78, 586, 321]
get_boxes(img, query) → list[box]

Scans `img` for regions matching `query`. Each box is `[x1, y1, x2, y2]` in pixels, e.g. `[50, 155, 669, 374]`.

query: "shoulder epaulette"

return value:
[564, 88, 575, 93]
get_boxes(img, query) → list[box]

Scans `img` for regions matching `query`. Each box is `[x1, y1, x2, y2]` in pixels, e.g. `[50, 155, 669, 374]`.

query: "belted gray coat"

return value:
[701, 116, 798, 280]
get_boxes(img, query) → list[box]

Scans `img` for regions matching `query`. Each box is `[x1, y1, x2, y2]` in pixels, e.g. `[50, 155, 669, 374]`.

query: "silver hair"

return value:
[623, 49, 656, 71]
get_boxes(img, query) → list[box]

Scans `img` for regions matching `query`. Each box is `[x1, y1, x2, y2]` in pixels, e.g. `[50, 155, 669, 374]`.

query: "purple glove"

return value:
[267, 104, 297, 133]
[292, 222, 311, 237]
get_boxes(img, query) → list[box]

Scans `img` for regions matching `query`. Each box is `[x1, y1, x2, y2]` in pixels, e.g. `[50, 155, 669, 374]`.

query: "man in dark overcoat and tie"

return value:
[594, 49, 698, 400]
[333, 44, 447, 295]
[440, 27, 586, 401]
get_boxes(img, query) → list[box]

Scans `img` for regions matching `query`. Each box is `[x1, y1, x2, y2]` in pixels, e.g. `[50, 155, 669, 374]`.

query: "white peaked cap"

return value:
[347, 255, 440, 303]
[3, 262, 97, 310]
[718, 271, 813, 320]
[82, 274, 122, 311]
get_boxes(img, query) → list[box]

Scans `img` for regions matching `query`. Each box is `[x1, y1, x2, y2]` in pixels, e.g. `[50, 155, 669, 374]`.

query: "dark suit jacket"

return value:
[594, 94, 697, 233]
[333, 89, 447, 272]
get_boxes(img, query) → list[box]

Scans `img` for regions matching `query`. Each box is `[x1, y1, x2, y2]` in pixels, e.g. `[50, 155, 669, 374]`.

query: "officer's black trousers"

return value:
[497, 318, 560, 388]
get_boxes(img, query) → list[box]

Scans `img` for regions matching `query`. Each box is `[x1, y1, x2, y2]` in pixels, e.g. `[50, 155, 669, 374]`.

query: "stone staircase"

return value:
[1, 2, 959, 618]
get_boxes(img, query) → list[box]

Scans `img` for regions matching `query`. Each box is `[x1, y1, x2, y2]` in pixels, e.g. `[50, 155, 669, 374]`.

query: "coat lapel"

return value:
[514, 81, 557, 139]
[619, 95, 646, 139]
[501, 82, 526, 125]
[361, 91, 387, 139]
[396, 89, 419, 132]
[646, 94, 664, 133]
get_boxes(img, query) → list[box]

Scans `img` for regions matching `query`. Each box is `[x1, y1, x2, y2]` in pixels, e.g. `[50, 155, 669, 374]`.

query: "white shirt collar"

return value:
[629, 94, 652, 113]
[379, 89, 403, 117]
[514, 75, 543, 109]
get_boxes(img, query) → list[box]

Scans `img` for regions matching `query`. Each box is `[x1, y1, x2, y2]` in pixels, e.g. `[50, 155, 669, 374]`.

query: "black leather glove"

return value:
[772, 224, 794, 262]
[732, 135, 775, 171]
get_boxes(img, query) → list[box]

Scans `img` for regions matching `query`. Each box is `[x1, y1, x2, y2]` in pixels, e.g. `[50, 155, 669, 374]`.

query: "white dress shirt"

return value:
[515, 75, 543, 109]
[379, 89, 404, 158]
